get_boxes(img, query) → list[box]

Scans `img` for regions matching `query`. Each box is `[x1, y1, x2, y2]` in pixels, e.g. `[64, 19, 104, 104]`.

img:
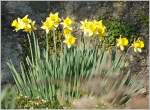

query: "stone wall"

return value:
[1, 1, 149, 85]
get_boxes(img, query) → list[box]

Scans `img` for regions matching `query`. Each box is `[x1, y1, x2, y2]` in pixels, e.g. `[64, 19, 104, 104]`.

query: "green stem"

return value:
[27, 33, 34, 64]
[61, 33, 63, 53]
[82, 32, 85, 49]
[124, 46, 132, 63]
[46, 33, 49, 62]
[53, 30, 57, 53]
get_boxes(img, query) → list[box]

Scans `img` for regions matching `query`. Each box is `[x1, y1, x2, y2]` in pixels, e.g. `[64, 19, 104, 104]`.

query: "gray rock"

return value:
[1, 29, 22, 86]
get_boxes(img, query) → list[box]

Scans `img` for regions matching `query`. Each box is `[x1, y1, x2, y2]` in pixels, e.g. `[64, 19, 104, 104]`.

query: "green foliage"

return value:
[98, 17, 137, 46]
[1, 85, 17, 109]
[7, 32, 144, 108]
[7, 32, 98, 107]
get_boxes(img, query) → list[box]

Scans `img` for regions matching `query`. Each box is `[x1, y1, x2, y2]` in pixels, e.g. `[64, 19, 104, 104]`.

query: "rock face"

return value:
[1, 30, 22, 86]
[1, 1, 149, 86]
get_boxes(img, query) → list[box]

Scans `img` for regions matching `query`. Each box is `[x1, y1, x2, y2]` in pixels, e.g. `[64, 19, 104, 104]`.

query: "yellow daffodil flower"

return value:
[22, 15, 31, 24]
[94, 20, 106, 38]
[61, 17, 73, 28]
[11, 15, 36, 32]
[41, 12, 61, 33]
[21, 15, 36, 32]
[80, 19, 88, 32]
[22, 15, 36, 33]
[116, 36, 128, 51]
[80, 19, 88, 30]
[11, 19, 24, 31]
[80, 19, 106, 37]
[63, 27, 72, 37]
[63, 34, 76, 48]
[49, 12, 61, 24]
[23, 21, 36, 33]
[61, 17, 73, 38]
[80, 20, 94, 36]
[132, 39, 144, 53]
[41, 20, 55, 33]
[89, 22, 97, 35]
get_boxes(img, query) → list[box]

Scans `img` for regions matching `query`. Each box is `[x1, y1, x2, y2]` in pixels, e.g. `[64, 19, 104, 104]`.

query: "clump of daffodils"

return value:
[80, 19, 106, 39]
[41, 13, 76, 48]
[61, 17, 77, 48]
[11, 12, 145, 52]
[61, 17, 73, 37]
[11, 15, 36, 33]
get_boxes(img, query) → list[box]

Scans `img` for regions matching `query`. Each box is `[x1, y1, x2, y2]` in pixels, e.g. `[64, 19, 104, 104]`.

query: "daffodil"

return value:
[132, 39, 144, 53]
[61, 17, 73, 38]
[116, 36, 128, 51]
[80, 20, 95, 36]
[22, 15, 36, 32]
[88, 21, 97, 35]
[22, 15, 31, 24]
[41, 20, 55, 33]
[80, 19, 88, 35]
[11, 18, 24, 31]
[80, 19, 88, 30]
[11, 15, 36, 32]
[49, 12, 61, 26]
[61, 17, 73, 28]
[63, 34, 76, 48]
[80, 19, 106, 37]
[63, 27, 72, 37]
[94, 20, 106, 38]
[41, 12, 61, 33]
[23, 21, 36, 33]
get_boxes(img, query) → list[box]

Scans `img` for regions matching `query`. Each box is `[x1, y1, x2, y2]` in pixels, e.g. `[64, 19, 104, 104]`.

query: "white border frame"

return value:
[0, 0, 149, 110]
